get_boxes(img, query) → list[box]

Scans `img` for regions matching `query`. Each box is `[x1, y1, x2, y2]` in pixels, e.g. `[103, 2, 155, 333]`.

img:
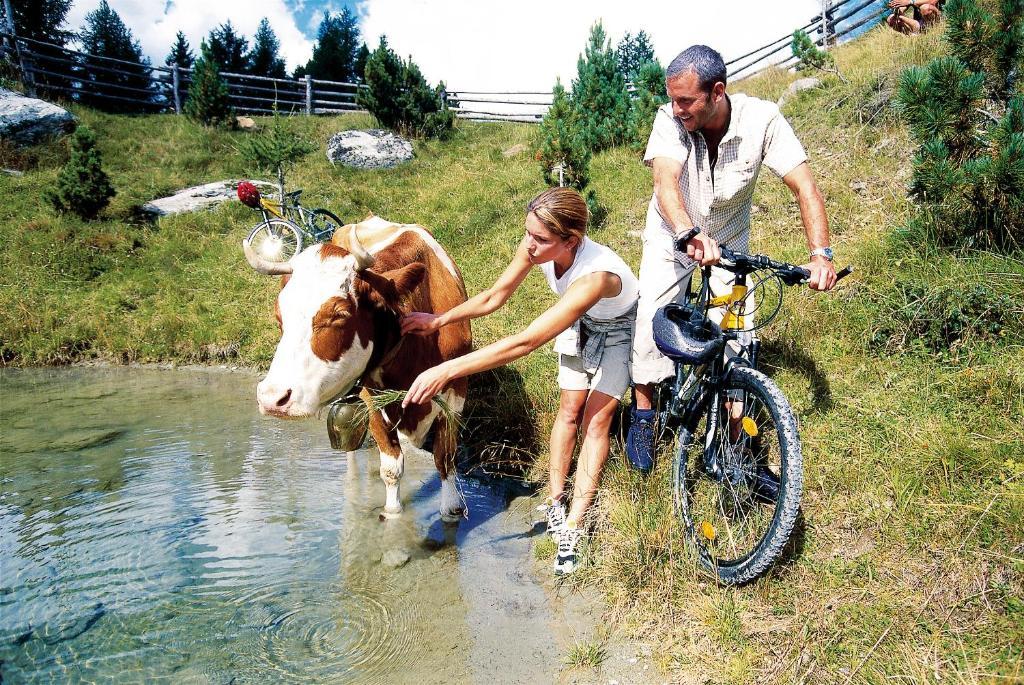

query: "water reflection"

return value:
[0, 368, 559, 683]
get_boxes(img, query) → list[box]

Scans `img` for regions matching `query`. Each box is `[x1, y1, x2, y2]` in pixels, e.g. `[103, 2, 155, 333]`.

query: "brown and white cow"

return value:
[242, 216, 472, 521]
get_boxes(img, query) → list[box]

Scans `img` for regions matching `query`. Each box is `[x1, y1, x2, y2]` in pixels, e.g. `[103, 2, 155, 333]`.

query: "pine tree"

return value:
[165, 31, 194, 68]
[237, 106, 315, 202]
[791, 29, 846, 82]
[357, 37, 454, 139]
[250, 18, 286, 79]
[537, 80, 591, 190]
[49, 125, 116, 220]
[206, 21, 250, 74]
[627, 60, 667, 152]
[895, 0, 1024, 250]
[78, 0, 154, 112]
[304, 9, 361, 82]
[185, 41, 235, 128]
[7, 0, 74, 96]
[354, 43, 370, 83]
[570, 22, 631, 152]
[616, 30, 656, 82]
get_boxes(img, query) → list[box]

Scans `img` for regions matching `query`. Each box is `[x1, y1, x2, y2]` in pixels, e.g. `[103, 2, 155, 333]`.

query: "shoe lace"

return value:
[557, 527, 581, 555]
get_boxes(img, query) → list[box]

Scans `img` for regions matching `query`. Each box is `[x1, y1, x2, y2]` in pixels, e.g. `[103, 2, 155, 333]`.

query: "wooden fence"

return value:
[1, 1, 887, 125]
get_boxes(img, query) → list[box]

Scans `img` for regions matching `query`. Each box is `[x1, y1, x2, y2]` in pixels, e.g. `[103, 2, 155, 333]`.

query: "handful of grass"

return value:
[346, 388, 462, 430]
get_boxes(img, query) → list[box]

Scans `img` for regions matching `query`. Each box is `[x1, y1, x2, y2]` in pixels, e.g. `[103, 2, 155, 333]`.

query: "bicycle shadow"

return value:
[756, 337, 834, 414]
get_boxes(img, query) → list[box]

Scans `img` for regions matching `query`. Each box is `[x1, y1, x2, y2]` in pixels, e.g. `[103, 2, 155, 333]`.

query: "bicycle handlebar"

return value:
[673, 237, 853, 286]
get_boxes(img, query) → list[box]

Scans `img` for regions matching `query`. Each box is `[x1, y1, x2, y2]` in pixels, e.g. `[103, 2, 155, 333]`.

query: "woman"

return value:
[401, 187, 638, 575]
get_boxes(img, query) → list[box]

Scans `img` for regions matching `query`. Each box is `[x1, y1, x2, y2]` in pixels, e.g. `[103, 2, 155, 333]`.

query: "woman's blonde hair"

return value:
[526, 187, 588, 245]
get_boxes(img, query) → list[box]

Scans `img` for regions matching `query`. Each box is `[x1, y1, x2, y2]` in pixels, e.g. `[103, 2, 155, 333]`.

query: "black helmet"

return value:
[653, 303, 724, 364]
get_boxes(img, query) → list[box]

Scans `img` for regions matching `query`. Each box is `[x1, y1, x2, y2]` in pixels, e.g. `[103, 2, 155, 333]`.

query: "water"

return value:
[0, 367, 573, 684]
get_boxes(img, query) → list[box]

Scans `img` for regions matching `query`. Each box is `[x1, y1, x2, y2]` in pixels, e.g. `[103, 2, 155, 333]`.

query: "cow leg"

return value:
[435, 385, 467, 523]
[368, 407, 405, 518]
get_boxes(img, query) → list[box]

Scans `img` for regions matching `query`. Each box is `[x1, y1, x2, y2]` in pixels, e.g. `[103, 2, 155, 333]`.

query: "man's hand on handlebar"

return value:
[801, 258, 838, 291]
[676, 230, 721, 266]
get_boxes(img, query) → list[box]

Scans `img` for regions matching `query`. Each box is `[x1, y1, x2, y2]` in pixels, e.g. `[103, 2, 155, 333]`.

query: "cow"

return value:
[242, 216, 472, 522]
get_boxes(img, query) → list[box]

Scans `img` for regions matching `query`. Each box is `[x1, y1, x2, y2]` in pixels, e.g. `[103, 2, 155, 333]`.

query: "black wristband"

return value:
[674, 226, 701, 250]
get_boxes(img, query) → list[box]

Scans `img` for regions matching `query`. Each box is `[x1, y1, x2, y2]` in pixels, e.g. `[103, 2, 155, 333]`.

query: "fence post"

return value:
[820, 0, 829, 46]
[305, 75, 312, 115]
[171, 63, 181, 114]
[2, 0, 34, 97]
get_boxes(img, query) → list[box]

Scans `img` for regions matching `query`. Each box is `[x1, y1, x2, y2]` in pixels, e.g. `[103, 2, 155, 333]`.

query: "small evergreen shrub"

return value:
[627, 60, 667, 152]
[537, 81, 590, 190]
[895, 0, 1024, 250]
[357, 37, 453, 139]
[185, 41, 235, 128]
[237, 106, 315, 200]
[49, 125, 116, 220]
[792, 29, 835, 72]
[570, 22, 631, 152]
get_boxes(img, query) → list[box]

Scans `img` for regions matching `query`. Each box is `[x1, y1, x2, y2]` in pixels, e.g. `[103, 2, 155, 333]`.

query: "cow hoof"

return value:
[380, 506, 403, 520]
[440, 509, 464, 524]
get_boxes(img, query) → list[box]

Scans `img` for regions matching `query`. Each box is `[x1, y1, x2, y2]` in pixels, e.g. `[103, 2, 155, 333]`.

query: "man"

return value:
[887, 0, 944, 34]
[625, 44, 837, 472]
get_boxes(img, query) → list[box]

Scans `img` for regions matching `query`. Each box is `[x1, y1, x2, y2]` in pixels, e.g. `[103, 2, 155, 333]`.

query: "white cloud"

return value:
[66, 0, 315, 70]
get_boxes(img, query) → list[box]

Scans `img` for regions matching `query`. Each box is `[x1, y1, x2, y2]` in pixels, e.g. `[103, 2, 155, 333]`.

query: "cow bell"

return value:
[326, 395, 368, 451]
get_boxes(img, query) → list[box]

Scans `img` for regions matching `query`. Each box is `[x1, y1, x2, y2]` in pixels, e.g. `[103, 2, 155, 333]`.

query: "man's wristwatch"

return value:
[810, 246, 834, 261]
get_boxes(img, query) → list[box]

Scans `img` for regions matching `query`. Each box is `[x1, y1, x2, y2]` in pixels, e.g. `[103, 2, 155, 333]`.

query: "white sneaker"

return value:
[553, 525, 583, 575]
[538, 497, 567, 541]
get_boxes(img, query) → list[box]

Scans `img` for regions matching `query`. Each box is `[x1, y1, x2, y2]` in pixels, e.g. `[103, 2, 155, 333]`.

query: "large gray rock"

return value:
[326, 129, 413, 169]
[141, 179, 276, 217]
[777, 77, 822, 109]
[0, 88, 77, 145]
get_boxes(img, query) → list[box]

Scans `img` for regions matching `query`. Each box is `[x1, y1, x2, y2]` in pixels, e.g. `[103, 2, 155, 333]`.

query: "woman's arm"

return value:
[402, 272, 621, 406]
[401, 237, 534, 335]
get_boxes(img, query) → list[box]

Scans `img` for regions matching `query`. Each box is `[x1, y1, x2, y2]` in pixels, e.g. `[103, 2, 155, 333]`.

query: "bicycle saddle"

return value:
[653, 303, 725, 364]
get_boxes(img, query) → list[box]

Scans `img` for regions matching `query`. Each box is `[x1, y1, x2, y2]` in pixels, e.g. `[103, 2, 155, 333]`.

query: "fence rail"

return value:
[1, 2, 888, 125]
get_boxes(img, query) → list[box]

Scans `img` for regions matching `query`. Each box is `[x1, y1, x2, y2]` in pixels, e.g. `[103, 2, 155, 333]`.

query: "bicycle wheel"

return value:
[671, 365, 802, 585]
[306, 208, 344, 243]
[247, 219, 303, 263]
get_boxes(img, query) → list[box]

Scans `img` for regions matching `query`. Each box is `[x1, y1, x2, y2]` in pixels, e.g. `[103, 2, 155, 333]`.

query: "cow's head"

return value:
[244, 227, 425, 418]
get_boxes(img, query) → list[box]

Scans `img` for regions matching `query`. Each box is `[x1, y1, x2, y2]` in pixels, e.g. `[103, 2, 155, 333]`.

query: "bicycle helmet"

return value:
[237, 181, 262, 208]
[653, 302, 725, 364]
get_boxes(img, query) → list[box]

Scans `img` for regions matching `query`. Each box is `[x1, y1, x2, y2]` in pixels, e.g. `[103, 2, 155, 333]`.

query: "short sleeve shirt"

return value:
[643, 93, 807, 256]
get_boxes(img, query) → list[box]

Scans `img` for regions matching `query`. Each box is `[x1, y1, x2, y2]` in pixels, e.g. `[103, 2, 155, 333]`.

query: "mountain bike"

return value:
[653, 240, 852, 585]
[239, 183, 344, 263]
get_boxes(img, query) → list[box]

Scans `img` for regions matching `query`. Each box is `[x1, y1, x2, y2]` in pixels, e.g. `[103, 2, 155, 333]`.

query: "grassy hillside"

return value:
[1, 24, 1021, 682]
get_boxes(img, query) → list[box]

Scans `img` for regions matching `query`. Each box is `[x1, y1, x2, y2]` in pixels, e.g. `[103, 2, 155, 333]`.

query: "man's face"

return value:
[666, 70, 723, 133]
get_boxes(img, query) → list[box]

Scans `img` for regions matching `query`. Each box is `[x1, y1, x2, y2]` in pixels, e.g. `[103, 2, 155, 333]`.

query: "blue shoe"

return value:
[626, 408, 655, 473]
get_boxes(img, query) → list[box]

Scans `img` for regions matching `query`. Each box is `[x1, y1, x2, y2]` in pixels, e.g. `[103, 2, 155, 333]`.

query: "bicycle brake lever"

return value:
[835, 265, 854, 282]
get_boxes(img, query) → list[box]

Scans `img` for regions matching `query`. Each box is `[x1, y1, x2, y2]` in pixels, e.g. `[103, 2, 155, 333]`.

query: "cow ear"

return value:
[356, 262, 426, 310]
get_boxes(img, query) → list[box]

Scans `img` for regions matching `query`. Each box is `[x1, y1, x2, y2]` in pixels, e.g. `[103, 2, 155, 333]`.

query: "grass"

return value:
[565, 639, 608, 669]
[2, 22, 1023, 684]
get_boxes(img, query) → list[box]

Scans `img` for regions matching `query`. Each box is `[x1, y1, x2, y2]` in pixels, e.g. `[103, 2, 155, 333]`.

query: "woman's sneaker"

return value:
[553, 524, 583, 575]
[538, 496, 567, 541]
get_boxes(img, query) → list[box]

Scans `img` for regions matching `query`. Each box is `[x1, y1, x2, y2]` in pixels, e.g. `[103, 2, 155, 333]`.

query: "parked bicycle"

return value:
[237, 181, 344, 263]
[652, 239, 852, 585]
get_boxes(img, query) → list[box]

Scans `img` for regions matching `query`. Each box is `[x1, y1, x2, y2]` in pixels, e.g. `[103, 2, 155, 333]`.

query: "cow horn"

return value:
[242, 238, 294, 275]
[349, 225, 375, 271]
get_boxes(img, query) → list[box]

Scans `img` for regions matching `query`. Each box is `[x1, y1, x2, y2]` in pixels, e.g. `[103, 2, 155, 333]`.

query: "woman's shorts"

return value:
[556, 328, 632, 400]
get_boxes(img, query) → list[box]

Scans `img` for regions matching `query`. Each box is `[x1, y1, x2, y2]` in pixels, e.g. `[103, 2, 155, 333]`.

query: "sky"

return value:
[63, 0, 824, 91]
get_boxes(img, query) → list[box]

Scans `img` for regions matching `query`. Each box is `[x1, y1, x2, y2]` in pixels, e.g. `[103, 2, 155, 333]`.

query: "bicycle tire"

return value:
[671, 365, 802, 585]
[246, 219, 303, 263]
[307, 208, 344, 243]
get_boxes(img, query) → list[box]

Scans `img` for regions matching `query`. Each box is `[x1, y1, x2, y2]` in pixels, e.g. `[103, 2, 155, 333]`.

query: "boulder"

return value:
[326, 129, 413, 169]
[502, 143, 529, 158]
[0, 88, 77, 145]
[141, 179, 276, 217]
[776, 77, 822, 109]
[235, 116, 257, 130]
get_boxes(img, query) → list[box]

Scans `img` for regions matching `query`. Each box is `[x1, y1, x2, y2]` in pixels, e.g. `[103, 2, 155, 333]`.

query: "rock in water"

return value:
[0, 88, 77, 145]
[326, 129, 413, 169]
[381, 548, 411, 568]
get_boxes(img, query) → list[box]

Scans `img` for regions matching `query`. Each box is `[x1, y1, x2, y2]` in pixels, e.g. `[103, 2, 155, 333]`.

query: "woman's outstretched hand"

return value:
[401, 312, 441, 335]
[403, 364, 452, 407]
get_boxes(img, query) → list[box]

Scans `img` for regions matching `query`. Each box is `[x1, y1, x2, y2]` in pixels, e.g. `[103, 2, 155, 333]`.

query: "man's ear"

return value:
[355, 262, 427, 311]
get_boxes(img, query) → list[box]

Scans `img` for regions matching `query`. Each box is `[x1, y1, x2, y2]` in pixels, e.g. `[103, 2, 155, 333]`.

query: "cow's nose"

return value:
[257, 382, 294, 413]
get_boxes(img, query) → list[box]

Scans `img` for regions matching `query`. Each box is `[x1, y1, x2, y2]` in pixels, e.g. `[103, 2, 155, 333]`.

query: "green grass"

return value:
[2, 22, 1022, 684]
[565, 639, 608, 669]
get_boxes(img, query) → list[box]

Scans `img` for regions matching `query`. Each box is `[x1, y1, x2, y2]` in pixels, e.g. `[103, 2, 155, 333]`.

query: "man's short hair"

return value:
[666, 45, 727, 92]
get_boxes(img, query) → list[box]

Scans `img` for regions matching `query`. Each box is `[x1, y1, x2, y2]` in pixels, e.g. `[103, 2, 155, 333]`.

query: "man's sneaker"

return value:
[553, 524, 583, 575]
[625, 408, 655, 473]
[751, 465, 781, 504]
[538, 495, 567, 541]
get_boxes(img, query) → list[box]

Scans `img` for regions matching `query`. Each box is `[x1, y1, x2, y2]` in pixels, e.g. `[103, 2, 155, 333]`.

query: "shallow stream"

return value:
[0, 367, 590, 684]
